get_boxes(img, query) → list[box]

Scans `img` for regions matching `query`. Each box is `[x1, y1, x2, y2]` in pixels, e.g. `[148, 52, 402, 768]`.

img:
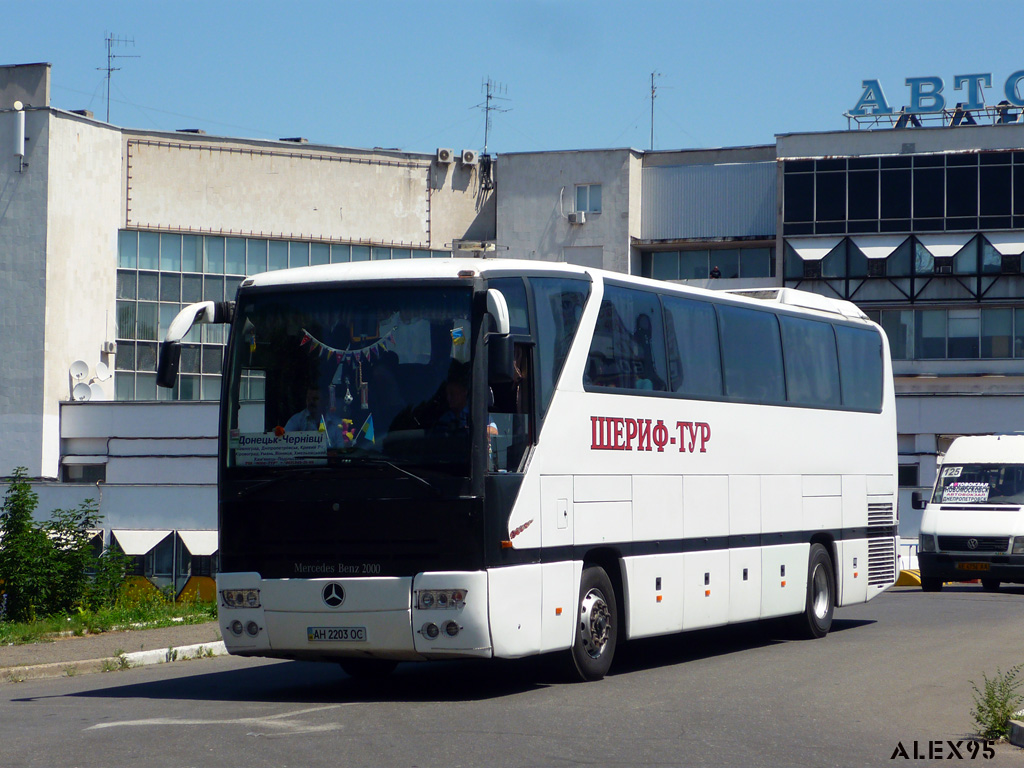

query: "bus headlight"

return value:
[416, 589, 467, 610]
[221, 589, 261, 608]
[1012, 537, 1024, 555]
[919, 535, 936, 553]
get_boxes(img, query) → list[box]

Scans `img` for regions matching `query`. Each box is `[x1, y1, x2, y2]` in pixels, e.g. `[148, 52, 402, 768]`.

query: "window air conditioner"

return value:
[568, 211, 587, 225]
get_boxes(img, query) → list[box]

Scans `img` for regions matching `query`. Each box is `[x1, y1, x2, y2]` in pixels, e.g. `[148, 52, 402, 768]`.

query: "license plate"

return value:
[307, 626, 367, 642]
[956, 562, 990, 571]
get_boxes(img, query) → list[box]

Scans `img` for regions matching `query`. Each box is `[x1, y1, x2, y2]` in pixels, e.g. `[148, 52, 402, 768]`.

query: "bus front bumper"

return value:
[918, 553, 1024, 584]
[216, 572, 492, 661]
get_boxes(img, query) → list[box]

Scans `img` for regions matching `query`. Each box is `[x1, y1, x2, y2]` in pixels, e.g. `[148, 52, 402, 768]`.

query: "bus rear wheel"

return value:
[568, 565, 618, 682]
[791, 543, 834, 639]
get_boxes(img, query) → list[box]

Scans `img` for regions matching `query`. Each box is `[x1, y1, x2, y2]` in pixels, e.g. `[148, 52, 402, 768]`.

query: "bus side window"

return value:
[585, 285, 667, 392]
[529, 277, 590, 418]
[662, 296, 723, 397]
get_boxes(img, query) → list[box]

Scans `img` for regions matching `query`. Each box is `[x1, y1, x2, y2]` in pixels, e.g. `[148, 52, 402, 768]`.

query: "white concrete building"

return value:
[6, 59, 1024, 575]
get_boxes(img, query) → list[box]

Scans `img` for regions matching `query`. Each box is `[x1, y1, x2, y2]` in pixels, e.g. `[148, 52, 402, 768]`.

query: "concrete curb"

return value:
[1009, 720, 1024, 748]
[2, 641, 228, 683]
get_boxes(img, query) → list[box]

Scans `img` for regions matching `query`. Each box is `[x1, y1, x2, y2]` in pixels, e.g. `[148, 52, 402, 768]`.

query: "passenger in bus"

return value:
[433, 364, 471, 435]
[633, 313, 665, 391]
[285, 386, 326, 432]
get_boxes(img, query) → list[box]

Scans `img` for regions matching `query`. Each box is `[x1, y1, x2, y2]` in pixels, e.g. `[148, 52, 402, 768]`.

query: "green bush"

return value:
[970, 664, 1024, 740]
[0, 468, 130, 622]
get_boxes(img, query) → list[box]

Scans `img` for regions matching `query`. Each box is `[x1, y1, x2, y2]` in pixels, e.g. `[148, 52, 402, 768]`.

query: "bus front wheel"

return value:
[792, 543, 834, 639]
[568, 565, 618, 682]
[920, 576, 943, 592]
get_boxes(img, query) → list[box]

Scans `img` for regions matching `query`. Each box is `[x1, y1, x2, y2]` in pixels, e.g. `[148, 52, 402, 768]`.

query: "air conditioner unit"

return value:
[461, 149, 478, 166]
[101, 341, 117, 354]
[436, 148, 454, 164]
[934, 256, 953, 275]
[568, 211, 586, 225]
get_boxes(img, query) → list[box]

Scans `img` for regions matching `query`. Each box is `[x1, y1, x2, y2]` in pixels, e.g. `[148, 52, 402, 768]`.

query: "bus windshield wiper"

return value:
[235, 467, 329, 497]
[357, 456, 443, 497]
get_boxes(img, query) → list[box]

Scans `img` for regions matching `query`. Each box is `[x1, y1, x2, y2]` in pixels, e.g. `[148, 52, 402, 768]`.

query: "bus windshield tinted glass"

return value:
[932, 464, 1024, 505]
[226, 285, 474, 473]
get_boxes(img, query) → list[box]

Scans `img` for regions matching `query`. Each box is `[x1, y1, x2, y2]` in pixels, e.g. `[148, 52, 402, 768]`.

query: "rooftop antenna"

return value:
[650, 71, 662, 151]
[98, 34, 139, 123]
[474, 77, 510, 156]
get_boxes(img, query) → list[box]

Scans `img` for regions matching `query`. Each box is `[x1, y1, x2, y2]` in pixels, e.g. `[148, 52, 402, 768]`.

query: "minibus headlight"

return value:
[919, 534, 936, 553]
[1012, 537, 1024, 555]
[221, 588, 261, 609]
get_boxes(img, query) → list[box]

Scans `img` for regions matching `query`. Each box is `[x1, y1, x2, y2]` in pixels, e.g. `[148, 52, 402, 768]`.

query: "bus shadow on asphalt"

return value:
[49, 618, 876, 705]
[610, 617, 874, 676]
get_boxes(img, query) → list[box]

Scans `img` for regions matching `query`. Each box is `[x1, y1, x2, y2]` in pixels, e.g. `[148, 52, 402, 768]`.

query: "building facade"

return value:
[5, 60, 1024, 576]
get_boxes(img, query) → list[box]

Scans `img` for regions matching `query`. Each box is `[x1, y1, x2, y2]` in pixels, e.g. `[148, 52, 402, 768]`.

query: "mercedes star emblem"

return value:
[322, 583, 346, 608]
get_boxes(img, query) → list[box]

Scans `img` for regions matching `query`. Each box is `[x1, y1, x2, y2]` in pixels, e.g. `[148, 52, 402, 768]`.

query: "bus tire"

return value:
[920, 576, 943, 592]
[981, 578, 1000, 593]
[792, 543, 834, 639]
[569, 565, 618, 682]
[339, 658, 398, 680]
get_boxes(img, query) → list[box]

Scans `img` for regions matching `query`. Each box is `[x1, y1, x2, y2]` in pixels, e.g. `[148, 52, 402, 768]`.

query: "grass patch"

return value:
[0, 591, 217, 646]
[970, 664, 1024, 741]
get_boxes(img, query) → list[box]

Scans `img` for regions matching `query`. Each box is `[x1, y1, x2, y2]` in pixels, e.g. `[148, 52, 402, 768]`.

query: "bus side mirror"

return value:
[487, 333, 515, 385]
[157, 342, 181, 389]
[911, 491, 927, 510]
[156, 300, 234, 388]
[486, 288, 510, 336]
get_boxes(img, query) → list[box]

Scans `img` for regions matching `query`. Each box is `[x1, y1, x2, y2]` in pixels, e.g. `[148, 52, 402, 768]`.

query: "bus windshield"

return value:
[225, 284, 475, 475]
[932, 463, 1024, 505]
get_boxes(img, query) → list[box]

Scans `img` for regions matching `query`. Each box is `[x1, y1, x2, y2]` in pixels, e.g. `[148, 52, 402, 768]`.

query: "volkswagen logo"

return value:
[966, 538, 979, 550]
[322, 583, 346, 608]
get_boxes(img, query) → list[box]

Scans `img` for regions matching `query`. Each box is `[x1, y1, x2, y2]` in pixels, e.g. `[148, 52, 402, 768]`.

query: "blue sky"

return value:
[5, 1, 1023, 154]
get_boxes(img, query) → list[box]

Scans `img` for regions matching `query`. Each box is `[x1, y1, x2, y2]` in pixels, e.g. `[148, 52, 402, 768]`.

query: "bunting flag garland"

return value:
[299, 326, 396, 363]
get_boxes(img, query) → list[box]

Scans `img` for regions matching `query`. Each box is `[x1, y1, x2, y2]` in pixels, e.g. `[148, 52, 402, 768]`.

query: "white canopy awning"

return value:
[850, 235, 909, 260]
[177, 529, 219, 556]
[916, 234, 972, 258]
[786, 237, 843, 261]
[982, 232, 1024, 256]
[112, 529, 172, 556]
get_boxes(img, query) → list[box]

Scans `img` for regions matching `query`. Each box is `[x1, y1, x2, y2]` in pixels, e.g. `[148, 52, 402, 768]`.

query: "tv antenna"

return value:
[474, 77, 511, 156]
[98, 34, 139, 123]
[650, 71, 663, 151]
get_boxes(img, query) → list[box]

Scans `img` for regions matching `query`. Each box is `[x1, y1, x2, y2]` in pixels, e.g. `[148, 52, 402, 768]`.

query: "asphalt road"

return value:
[3, 584, 1022, 768]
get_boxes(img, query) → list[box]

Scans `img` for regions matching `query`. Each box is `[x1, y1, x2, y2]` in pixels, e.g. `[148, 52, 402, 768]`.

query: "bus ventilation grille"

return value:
[867, 538, 896, 586]
[867, 502, 894, 527]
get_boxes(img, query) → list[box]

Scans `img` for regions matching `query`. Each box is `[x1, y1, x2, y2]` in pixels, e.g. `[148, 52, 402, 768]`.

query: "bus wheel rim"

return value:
[811, 563, 830, 620]
[579, 588, 611, 659]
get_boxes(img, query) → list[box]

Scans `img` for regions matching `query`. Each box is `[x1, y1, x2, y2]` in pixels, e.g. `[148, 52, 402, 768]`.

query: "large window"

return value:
[783, 151, 1024, 235]
[644, 247, 776, 280]
[531, 277, 591, 417]
[869, 307, 1024, 360]
[116, 231, 450, 401]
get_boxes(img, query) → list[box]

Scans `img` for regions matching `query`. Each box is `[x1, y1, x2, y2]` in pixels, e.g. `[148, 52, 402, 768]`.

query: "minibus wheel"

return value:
[792, 543, 834, 639]
[569, 565, 618, 682]
[920, 577, 943, 592]
[981, 578, 1000, 593]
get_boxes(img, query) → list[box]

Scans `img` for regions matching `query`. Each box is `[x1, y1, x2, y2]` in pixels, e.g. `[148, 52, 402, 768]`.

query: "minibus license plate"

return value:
[956, 562, 990, 571]
[307, 626, 367, 642]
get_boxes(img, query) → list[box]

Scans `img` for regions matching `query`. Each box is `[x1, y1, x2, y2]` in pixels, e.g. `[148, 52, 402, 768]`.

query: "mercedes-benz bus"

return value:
[158, 258, 898, 681]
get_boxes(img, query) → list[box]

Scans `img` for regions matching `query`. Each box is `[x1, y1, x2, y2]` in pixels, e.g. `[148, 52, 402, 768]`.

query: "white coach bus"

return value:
[158, 258, 898, 681]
